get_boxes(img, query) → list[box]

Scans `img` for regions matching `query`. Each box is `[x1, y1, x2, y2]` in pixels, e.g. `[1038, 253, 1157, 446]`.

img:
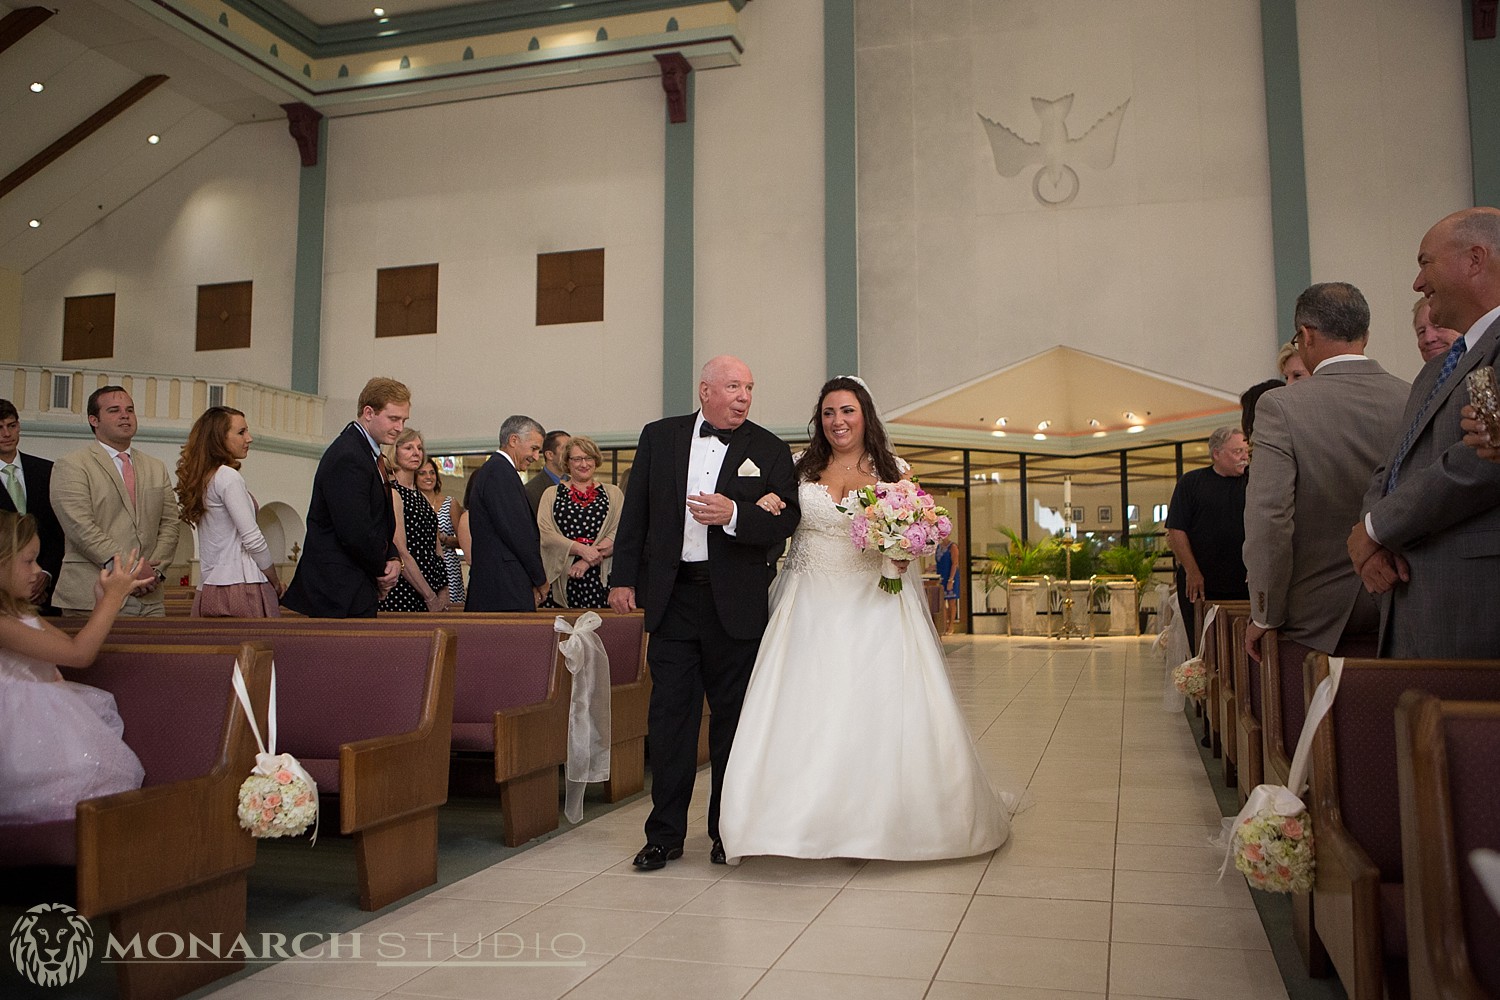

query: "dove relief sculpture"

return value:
[978, 94, 1130, 206]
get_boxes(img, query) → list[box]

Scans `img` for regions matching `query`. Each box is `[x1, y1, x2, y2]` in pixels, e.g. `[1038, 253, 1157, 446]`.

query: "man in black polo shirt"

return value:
[1166, 425, 1250, 651]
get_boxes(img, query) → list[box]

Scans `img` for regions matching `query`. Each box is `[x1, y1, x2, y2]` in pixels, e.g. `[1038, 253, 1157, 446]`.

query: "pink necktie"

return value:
[119, 451, 137, 510]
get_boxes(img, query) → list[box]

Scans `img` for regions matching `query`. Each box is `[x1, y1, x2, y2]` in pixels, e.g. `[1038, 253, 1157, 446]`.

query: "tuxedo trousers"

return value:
[644, 568, 760, 847]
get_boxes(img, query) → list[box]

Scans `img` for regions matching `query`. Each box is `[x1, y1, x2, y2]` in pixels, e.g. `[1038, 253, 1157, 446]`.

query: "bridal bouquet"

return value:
[842, 479, 952, 594]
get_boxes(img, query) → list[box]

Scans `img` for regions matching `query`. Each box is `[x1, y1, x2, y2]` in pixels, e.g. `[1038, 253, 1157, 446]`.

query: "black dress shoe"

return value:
[632, 843, 683, 871]
[710, 839, 726, 865]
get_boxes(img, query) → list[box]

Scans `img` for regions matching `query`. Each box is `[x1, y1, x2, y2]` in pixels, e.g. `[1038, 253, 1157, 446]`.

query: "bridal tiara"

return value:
[834, 374, 870, 391]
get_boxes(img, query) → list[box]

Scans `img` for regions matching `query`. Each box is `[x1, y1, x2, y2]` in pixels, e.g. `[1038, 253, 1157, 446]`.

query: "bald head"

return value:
[698, 355, 754, 430]
[1414, 206, 1500, 332]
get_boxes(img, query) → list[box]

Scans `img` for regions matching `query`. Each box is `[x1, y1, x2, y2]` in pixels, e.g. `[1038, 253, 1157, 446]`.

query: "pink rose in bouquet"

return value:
[840, 479, 953, 594]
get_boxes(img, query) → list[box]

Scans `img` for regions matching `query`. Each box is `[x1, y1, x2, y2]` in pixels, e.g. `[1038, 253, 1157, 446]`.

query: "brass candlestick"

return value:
[1055, 534, 1086, 640]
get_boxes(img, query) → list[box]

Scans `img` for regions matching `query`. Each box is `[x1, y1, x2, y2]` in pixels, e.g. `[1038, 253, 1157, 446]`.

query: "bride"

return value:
[719, 376, 1014, 863]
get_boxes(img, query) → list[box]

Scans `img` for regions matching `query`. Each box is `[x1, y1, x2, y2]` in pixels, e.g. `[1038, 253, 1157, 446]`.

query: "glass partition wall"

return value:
[437, 437, 1214, 634]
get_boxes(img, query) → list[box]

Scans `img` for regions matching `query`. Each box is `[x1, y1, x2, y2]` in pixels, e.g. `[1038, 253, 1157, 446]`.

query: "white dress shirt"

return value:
[681, 413, 739, 562]
[98, 440, 134, 487]
[197, 465, 274, 586]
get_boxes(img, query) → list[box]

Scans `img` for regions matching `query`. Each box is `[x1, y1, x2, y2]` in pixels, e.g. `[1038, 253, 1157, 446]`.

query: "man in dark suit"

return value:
[465, 415, 548, 612]
[608, 355, 800, 870]
[1242, 283, 1409, 667]
[282, 377, 408, 618]
[0, 399, 64, 613]
[1349, 207, 1500, 657]
[524, 429, 570, 517]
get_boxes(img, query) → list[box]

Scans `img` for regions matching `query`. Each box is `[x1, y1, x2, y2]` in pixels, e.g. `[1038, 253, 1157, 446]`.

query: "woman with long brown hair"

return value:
[175, 406, 281, 617]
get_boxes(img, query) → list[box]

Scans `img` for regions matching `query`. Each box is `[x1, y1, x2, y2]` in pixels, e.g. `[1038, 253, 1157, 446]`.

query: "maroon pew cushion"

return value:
[1333, 666, 1500, 883]
[1446, 714, 1500, 994]
[0, 819, 76, 866]
[268, 635, 429, 758]
[450, 722, 494, 753]
[60, 651, 239, 786]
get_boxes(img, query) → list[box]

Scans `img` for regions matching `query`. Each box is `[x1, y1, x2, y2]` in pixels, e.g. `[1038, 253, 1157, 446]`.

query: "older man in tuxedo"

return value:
[608, 355, 800, 870]
[465, 415, 548, 612]
[0, 400, 64, 612]
[282, 377, 408, 618]
[1243, 283, 1409, 667]
[51, 386, 179, 616]
[1349, 207, 1500, 657]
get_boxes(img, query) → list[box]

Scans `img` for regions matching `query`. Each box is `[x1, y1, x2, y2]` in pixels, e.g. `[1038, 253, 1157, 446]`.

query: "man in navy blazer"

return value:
[608, 356, 800, 870]
[282, 378, 408, 618]
[465, 414, 548, 612]
[0, 399, 64, 613]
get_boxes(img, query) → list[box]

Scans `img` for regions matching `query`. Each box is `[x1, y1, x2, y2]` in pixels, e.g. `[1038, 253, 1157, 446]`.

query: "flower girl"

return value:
[0, 510, 147, 823]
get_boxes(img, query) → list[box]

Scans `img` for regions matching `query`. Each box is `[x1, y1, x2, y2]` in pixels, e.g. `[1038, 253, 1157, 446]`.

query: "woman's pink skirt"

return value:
[192, 582, 280, 617]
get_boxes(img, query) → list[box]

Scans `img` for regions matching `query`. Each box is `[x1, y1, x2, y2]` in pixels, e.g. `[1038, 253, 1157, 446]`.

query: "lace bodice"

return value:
[782, 482, 882, 577]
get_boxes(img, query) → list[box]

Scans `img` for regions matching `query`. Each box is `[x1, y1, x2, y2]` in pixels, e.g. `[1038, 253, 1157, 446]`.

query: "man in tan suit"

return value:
[51, 385, 179, 616]
[1243, 282, 1408, 664]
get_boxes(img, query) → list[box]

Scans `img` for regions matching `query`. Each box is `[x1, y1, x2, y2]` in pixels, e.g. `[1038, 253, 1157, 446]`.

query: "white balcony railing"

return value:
[3, 364, 326, 449]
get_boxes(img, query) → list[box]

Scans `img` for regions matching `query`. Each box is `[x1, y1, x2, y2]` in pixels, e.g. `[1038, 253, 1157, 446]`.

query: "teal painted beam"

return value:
[290, 115, 327, 395]
[1464, 0, 1500, 206]
[662, 71, 694, 416]
[1260, 0, 1311, 338]
[824, 0, 858, 377]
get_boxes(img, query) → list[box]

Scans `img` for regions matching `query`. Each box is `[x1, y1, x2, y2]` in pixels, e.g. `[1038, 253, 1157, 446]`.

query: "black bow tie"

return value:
[699, 422, 732, 444]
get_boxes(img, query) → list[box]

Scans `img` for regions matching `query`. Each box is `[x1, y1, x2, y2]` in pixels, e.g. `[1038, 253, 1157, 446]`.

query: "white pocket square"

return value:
[737, 459, 761, 476]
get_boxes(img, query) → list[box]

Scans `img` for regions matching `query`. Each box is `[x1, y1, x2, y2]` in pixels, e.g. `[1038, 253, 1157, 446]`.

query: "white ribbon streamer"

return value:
[1155, 584, 1190, 711]
[1472, 849, 1500, 913]
[1217, 656, 1344, 878]
[231, 659, 320, 844]
[555, 613, 612, 823]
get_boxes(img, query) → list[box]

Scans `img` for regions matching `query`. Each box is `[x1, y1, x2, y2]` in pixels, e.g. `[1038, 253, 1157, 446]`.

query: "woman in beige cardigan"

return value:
[537, 436, 623, 609]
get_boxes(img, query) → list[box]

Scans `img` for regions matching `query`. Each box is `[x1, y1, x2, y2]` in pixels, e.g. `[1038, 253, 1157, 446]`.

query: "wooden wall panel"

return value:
[196, 280, 253, 351]
[536, 248, 604, 325]
[375, 263, 439, 338]
[62, 293, 115, 361]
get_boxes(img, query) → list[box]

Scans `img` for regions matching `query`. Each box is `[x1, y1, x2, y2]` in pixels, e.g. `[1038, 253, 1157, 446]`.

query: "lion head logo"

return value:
[9, 903, 94, 987]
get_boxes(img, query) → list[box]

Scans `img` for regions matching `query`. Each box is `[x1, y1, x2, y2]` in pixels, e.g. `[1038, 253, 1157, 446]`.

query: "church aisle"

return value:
[196, 636, 1291, 1000]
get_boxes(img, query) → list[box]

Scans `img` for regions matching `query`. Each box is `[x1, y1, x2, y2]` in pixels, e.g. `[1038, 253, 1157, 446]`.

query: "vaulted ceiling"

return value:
[0, 0, 747, 273]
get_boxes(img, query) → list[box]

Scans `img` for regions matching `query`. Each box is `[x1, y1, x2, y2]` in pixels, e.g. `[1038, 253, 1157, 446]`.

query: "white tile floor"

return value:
[202, 636, 1288, 1000]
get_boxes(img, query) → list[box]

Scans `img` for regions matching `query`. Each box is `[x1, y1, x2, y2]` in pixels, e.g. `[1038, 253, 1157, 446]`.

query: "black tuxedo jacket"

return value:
[282, 423, 397, 618]
[464, 454, 546, 612]
[611, 414, 800, 638]
[0, 452, 64, 608]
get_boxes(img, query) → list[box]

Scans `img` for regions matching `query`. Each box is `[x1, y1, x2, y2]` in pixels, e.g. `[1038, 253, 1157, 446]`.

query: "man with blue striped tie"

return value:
[1347, 207, 1500, 658]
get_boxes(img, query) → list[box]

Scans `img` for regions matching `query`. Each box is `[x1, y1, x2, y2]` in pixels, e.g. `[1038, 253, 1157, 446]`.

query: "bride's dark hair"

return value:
[795, 377, 903, 483]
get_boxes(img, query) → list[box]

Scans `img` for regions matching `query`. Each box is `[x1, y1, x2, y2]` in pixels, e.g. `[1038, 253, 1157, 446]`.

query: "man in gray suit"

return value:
[1243, 282, 1409, 665]
[1348, 207, 1500, 658]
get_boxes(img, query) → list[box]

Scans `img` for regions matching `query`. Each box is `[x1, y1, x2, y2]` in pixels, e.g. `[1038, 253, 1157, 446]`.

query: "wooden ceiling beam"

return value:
[0, 74, 168, 201]
[0, 6, 52, 57]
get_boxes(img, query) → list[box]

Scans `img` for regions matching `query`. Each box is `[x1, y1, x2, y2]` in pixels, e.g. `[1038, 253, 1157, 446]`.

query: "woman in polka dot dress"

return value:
[538, 436, 623, 609]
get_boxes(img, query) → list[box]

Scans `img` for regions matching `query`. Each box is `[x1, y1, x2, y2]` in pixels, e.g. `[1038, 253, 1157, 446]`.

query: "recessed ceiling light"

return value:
[28, 219, 40, 228]
[991, 430, 1006, 438]
[29, 82, 43, 93]
[147, 134, 160, 144]
[1037, 420, 1051, 431]
[1123, 411, 1136, 421]
[372, 6, 385, 14]
[1087, 418, 1101, 428]
[994, 417, 1007, 427]
[1092, 430, 1107, 438]
[1127, 425, 1145, 434]
[1033, 433, 1047, 441]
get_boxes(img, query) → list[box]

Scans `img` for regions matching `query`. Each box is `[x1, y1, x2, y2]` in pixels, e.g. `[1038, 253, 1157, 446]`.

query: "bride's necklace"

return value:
[835, 452, 868, 474]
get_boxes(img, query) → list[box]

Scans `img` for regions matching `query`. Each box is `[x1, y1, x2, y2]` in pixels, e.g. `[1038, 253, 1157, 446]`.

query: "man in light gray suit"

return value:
[1243, 282, 1409, 666]
[1348, 207, 1500, 658]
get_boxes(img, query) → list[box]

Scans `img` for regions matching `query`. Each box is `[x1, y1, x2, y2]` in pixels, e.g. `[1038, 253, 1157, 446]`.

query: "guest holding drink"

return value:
[538, 436, 622, 609]
[174, 406, 282, 617]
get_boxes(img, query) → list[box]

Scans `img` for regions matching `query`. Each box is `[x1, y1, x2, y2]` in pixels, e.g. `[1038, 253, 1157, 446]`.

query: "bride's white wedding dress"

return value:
[719, 478, 1013, 863]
